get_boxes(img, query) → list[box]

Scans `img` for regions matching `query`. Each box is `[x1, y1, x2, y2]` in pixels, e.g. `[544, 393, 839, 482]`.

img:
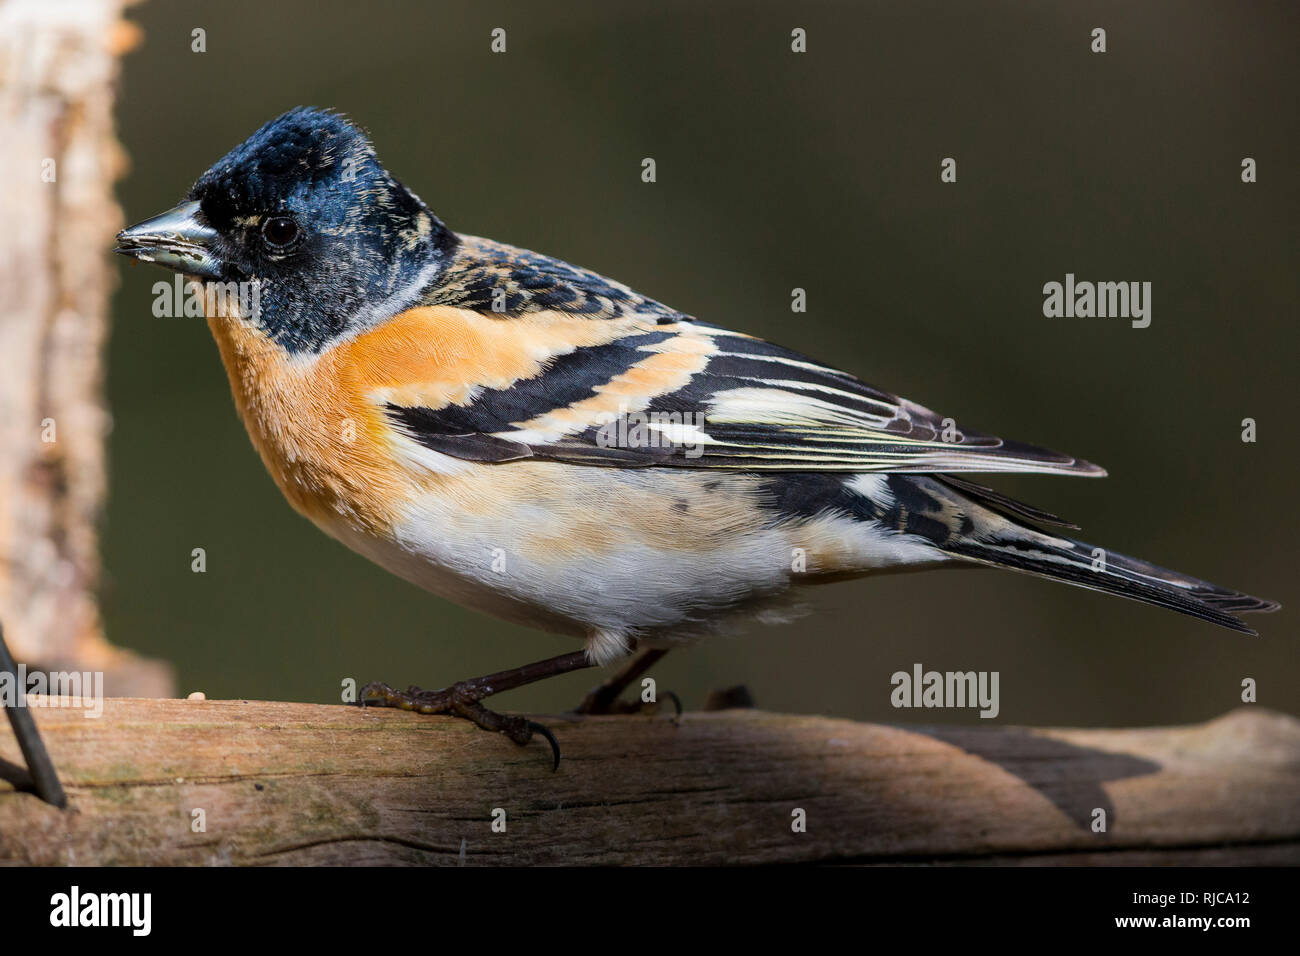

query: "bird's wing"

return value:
[376, 302, 1104, 477]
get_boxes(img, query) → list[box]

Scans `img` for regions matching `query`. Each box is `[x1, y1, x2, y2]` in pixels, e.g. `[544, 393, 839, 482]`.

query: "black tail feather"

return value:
[943, 528, 1278, 635]
[937, 475, 1081, 529]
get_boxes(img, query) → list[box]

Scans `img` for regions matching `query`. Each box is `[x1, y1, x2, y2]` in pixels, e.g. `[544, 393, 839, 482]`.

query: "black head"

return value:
[116, 108, 457, 353]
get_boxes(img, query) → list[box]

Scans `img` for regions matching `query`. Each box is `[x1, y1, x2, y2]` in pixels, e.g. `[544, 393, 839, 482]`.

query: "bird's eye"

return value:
[260, 216, 299, 250]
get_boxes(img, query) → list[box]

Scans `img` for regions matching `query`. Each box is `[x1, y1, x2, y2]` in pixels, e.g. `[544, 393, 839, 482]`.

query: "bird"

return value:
[115, 107, 1278, 766]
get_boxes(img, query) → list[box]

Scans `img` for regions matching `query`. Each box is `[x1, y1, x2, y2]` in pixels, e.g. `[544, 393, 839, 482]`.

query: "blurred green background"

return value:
[107, 0, 1297, 726]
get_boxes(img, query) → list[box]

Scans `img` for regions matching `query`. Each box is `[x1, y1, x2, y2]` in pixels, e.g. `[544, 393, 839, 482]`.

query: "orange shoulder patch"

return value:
[336, 305, 636, 410]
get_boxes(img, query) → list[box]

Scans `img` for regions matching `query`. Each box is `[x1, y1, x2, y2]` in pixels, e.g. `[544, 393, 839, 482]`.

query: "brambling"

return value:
[116, 108, 1278, 764]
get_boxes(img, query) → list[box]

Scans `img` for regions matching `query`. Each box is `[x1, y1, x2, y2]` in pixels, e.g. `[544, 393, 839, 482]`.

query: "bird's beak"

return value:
[115, 200, 223, 279]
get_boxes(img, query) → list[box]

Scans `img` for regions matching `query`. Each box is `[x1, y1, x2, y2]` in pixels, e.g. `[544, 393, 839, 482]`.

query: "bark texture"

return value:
[0, 0, 170, 695]
[1, 701, 1296, 865]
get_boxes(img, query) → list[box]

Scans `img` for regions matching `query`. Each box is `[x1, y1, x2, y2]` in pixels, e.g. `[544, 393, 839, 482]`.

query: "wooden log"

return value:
[0, 701, 1296, 865]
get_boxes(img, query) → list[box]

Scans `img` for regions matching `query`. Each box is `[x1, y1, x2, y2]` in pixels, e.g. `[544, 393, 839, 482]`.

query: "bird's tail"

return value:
[924, 477, 1280, 635]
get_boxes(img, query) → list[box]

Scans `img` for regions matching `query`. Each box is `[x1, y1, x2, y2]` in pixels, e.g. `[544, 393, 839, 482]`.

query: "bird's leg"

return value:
[360, 650, 593, 770]
[574, 648, 679, 719]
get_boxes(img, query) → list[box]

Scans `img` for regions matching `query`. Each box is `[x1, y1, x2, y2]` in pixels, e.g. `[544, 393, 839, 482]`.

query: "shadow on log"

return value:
[1, 701, 1297, 865]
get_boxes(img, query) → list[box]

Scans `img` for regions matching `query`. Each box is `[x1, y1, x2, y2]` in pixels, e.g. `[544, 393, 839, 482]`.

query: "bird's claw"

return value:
[359, 679, 563, 769]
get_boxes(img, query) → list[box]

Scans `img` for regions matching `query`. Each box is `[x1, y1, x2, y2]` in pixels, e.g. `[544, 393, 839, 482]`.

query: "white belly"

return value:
[315, 465, 948, 665]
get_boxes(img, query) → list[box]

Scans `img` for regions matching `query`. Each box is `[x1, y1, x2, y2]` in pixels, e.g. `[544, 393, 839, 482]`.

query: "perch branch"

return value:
[1, 701, 1296, 865]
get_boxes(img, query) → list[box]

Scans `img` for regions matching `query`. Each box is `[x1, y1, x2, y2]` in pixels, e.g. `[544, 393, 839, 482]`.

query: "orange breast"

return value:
[206, 313, 413, 532]
[205, 303, 649, 532]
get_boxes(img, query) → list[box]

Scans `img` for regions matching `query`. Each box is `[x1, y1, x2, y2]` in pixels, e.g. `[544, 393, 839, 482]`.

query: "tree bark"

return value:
[2, 702, 1296, 865]
[0, 0, 171, 695]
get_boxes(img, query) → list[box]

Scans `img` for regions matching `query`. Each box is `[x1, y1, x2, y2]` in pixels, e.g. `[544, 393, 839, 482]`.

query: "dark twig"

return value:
[0, 622, 67, 808]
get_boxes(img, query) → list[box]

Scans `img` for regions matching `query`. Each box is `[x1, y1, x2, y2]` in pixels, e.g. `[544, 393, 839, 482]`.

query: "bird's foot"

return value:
[575, 679, 682, 724]
[572, 647, 681, 721]
[360, 679, 563, 771]
[575, 689, 682, 719]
